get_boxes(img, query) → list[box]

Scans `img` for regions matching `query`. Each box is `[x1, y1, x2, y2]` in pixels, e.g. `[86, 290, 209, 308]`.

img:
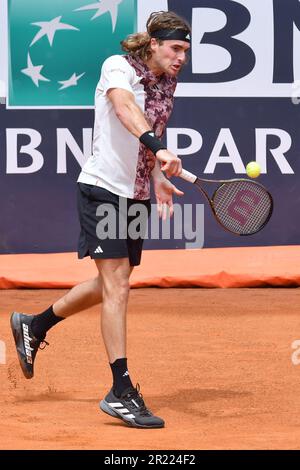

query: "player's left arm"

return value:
[152, 160, 184, 219]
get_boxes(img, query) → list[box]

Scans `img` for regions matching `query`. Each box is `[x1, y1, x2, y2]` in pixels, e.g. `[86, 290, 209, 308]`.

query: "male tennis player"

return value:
[11, 11, 191, 429]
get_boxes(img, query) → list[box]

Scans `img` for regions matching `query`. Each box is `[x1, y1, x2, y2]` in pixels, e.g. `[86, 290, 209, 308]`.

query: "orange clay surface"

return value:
[0, 288, 300, 450]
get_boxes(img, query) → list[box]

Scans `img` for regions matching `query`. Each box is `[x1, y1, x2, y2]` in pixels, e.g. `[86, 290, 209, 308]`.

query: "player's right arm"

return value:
[107, 87, 182, 177]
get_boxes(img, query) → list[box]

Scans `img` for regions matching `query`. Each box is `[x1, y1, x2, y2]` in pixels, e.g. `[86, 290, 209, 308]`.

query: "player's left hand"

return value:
[153, 176, 184, 220]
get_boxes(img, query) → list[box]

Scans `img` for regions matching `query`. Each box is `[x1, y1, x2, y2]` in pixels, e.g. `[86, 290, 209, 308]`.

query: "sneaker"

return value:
[99, 383, 165, 428]
[10, 312, 49, 379]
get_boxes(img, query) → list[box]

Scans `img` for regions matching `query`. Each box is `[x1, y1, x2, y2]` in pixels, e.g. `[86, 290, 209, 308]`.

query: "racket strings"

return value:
[212, 181, 272, 235]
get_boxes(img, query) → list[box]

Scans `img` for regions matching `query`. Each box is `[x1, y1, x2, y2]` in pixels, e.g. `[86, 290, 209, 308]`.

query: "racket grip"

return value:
[179, 169, 197, 184]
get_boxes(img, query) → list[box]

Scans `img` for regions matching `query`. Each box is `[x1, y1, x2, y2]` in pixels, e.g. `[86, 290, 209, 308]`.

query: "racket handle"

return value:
[179, 169, 197, 184]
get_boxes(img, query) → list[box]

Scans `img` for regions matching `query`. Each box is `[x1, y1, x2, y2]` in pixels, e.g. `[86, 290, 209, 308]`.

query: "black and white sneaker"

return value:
[100, 383, 165, 428]
[10, 312, 48, 379]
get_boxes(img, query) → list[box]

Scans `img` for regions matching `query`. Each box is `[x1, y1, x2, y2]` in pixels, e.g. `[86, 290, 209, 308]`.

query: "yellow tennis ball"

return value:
[246, 161, 261, 178]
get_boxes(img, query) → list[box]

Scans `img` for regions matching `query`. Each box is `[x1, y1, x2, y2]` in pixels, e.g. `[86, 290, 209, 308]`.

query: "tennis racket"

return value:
[179, 169, 273, 236]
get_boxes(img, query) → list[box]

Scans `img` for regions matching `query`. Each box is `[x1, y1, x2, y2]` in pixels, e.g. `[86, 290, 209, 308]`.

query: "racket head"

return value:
[209, 179, 273, 236]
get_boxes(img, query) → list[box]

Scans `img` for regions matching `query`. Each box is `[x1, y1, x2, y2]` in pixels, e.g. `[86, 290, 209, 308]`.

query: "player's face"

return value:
[149, 39, 190, 77]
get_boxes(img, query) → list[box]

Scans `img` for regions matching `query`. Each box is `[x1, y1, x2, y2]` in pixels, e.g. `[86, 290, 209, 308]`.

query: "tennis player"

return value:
[11, 10, 191, 429]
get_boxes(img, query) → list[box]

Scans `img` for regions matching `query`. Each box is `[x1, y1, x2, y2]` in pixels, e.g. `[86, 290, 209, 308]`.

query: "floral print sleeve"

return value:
[125, 55, 177, 200]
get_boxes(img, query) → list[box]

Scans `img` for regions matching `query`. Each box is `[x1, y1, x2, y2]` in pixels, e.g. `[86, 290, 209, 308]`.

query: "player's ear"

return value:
[150, 38, 159, 52]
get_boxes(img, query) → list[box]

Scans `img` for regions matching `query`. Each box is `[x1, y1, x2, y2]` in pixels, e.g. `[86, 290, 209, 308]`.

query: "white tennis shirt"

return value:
[77, 54, 177, 200]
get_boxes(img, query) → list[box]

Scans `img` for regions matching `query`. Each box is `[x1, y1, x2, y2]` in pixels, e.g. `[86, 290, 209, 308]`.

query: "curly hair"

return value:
[121, 11, 191, 61]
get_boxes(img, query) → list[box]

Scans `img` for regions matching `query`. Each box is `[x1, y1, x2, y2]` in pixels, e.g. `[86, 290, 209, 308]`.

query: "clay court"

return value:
[1, 287, 300, 450]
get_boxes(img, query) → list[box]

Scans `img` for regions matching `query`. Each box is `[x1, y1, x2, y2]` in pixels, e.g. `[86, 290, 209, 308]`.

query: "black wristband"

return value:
[139, 131, 167, 155]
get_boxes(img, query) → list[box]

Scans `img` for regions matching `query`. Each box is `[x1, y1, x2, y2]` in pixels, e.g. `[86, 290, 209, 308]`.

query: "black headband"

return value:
[150, 29, 191, 43]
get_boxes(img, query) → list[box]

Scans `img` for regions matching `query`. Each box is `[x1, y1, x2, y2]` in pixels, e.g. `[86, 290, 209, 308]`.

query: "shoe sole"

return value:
[10, 312, 33, 379]
[99, 399, 164, 429]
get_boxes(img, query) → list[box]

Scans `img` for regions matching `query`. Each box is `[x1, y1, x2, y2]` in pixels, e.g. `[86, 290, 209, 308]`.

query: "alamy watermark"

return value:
[95, 199, 205, 249]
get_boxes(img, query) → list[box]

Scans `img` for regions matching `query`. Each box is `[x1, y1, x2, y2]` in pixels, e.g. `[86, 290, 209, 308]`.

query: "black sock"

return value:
[110, 358, 134, 397]
[31, 306, 64, 340]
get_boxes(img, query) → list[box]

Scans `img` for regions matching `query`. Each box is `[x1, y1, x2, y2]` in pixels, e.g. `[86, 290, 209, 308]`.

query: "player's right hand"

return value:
[156, 149, 182, 178]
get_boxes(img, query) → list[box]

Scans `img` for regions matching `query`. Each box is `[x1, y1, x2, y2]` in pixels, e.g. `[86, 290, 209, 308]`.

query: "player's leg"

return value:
[53, 275, 103, 318]
[32, 275, 105, 336]
[95, 258, 132, 364]
[10, 183, 106, 379]
[98, 199, 164, 428]
[97, 257, 164, 428]
[10, 276, 103, 379]
[29, 275, 104, 337]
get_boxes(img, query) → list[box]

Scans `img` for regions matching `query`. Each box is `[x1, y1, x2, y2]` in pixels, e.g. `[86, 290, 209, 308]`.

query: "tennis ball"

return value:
[246, 161, 261, 178]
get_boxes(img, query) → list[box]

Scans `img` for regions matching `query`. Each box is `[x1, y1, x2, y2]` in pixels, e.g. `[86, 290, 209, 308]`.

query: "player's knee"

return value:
[115, 279, 130, 299]
[104, 278, 129, 301]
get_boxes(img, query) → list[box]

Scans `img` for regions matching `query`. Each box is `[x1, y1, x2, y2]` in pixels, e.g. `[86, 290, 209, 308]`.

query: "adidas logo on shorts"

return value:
[94, 245, 103, 254]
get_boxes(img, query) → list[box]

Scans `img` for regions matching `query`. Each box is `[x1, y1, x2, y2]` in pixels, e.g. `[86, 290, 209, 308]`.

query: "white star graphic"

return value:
[30, 16, 79, 47]
[21, 53, 50, 87]
[58, 72, 85, 90]
[74, 0, 123, 32]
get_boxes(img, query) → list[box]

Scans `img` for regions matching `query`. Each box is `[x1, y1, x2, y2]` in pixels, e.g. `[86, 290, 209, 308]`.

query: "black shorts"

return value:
[77, 183, 151, 266]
